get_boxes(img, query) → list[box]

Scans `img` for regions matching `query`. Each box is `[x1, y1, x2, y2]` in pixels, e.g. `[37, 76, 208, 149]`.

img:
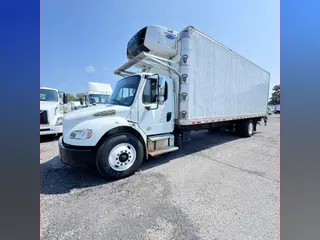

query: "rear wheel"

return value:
[236, 120, 254, 138]
[96, 133, 144, 180]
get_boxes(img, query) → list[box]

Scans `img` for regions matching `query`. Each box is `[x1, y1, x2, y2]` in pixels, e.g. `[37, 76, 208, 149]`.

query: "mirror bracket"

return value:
[158, 77, 166, 97]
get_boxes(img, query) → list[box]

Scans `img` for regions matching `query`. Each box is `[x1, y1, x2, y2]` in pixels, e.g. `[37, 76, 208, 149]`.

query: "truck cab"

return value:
[59, 71, 176, 178]
[40, 87, 68, 135]
[59, 26, 190, 180]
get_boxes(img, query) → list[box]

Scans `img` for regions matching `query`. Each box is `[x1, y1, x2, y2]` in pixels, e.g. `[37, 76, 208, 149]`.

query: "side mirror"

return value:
[158, 77, 166, 97]
[79, 98, 83, 105]
[63, 94, 68, 104]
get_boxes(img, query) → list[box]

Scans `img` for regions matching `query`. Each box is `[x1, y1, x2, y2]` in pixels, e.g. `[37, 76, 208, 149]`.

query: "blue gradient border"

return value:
[281, 0, 320, 239]
[1, 0, 40, 239]
[1, 0, 320, 239]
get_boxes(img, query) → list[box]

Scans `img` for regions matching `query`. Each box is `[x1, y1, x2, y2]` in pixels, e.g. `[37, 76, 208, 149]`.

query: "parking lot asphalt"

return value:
[40, 116, 279, 240]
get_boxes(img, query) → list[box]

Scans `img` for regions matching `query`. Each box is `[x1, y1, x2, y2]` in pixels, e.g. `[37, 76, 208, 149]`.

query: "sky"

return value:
[41, 0, 279, 97]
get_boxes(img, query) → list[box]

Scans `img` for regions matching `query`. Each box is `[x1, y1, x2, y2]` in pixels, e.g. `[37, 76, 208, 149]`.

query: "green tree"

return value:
[76, 93, 86, 100]
[65, 93, 76, 101]
[268, 84, 280, 105]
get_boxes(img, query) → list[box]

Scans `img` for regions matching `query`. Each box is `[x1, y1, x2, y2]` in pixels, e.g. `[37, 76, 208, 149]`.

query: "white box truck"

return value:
[40, 87, 68, 135]
[59, 25, 270, 180]
[81, 82, 113, 107]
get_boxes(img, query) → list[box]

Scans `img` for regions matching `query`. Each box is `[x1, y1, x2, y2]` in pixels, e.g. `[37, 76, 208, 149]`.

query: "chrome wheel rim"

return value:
[108, 143, 136, 171]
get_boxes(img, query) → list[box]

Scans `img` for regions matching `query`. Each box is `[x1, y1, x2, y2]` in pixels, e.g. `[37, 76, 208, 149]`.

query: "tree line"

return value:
[268, 84, 280, 105]
[65, 93, 86, 102]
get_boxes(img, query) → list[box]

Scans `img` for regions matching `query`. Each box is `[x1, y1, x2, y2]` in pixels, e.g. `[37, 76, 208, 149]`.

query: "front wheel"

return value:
[96, 133, 144, 180]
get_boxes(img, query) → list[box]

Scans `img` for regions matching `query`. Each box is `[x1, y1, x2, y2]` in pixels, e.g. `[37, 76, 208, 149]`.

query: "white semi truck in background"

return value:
[81, 82, 113, 107]
[40, 87, 68, 135]
[59, 25, 270, 180]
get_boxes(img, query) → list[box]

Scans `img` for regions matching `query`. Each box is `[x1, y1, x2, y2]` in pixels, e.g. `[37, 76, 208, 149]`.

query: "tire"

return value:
[236, 120, 254, 138]
[174, 133, 183, 148]
[96, 133, 144, 180]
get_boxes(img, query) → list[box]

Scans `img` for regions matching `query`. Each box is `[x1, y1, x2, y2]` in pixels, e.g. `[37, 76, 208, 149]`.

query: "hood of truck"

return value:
[63, 104, 131, 136]
[40, 101, 59, 111]
[64, 104, 129, 118]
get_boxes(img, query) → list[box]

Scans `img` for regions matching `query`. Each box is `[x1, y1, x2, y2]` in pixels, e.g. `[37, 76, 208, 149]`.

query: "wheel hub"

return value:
[119, 153, 129, 162]
[108, 143, 136, 171]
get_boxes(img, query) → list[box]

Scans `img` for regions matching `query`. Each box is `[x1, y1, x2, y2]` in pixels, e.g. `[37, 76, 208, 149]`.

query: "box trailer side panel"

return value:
[178, 27, 270, 125]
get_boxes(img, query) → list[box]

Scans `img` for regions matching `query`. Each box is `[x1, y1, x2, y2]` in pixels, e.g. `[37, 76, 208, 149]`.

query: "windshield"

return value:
[40, 89, 58, 102]
[88, 94, 110, 105]
[108, 75, 141, 106]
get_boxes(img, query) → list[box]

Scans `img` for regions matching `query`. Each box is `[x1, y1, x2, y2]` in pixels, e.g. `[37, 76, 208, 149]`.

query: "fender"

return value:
[63, 117, 147, 157]
[96, 124, 149, 160]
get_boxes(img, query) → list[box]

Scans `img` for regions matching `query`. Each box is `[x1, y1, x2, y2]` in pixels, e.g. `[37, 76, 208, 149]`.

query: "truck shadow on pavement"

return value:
[40, 130, 243, 195]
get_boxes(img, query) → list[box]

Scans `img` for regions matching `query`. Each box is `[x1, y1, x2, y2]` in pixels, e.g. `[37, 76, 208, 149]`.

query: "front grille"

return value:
[40, 110, 48, 124]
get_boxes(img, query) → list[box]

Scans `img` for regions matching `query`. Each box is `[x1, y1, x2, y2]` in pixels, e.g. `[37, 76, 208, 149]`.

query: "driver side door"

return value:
[138, 77, 174, 135]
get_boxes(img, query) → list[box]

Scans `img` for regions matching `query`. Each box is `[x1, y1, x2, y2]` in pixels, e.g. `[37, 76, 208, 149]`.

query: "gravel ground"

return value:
[40, 116, 279, 240]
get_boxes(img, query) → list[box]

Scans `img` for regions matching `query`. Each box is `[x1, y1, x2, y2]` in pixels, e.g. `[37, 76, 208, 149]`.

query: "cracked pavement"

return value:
[40, 116, 279, 240]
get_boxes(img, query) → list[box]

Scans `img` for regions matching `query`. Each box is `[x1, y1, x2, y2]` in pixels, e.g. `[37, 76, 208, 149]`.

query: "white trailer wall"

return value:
[178, 27, 270, 125]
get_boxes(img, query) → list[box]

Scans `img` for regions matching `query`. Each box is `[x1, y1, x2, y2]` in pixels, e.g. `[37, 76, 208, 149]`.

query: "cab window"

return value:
[142, 78, 157, 104]
[142, 79, 168, 104]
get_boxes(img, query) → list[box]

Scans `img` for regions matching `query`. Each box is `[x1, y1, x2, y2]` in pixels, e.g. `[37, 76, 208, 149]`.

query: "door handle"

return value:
[166, 112, 172, 122]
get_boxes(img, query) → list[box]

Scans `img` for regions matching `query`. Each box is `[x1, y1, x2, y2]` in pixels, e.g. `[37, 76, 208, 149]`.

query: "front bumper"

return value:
[40, 125, 62, 135]
[58, 136, 96, 167]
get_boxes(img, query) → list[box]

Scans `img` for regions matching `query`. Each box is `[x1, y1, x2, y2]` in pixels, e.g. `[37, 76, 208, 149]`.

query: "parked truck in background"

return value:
[68, 101, 83, 111]
[40, 87, 68, 135]
[81, 82, 113, 107]
[275, 104, 280, 114]
[59, 25, 270, 180]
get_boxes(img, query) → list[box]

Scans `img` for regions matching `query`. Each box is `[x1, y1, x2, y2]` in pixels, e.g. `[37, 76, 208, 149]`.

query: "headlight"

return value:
[69, 129, 93, 140]
[55, 117, 63, 126]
